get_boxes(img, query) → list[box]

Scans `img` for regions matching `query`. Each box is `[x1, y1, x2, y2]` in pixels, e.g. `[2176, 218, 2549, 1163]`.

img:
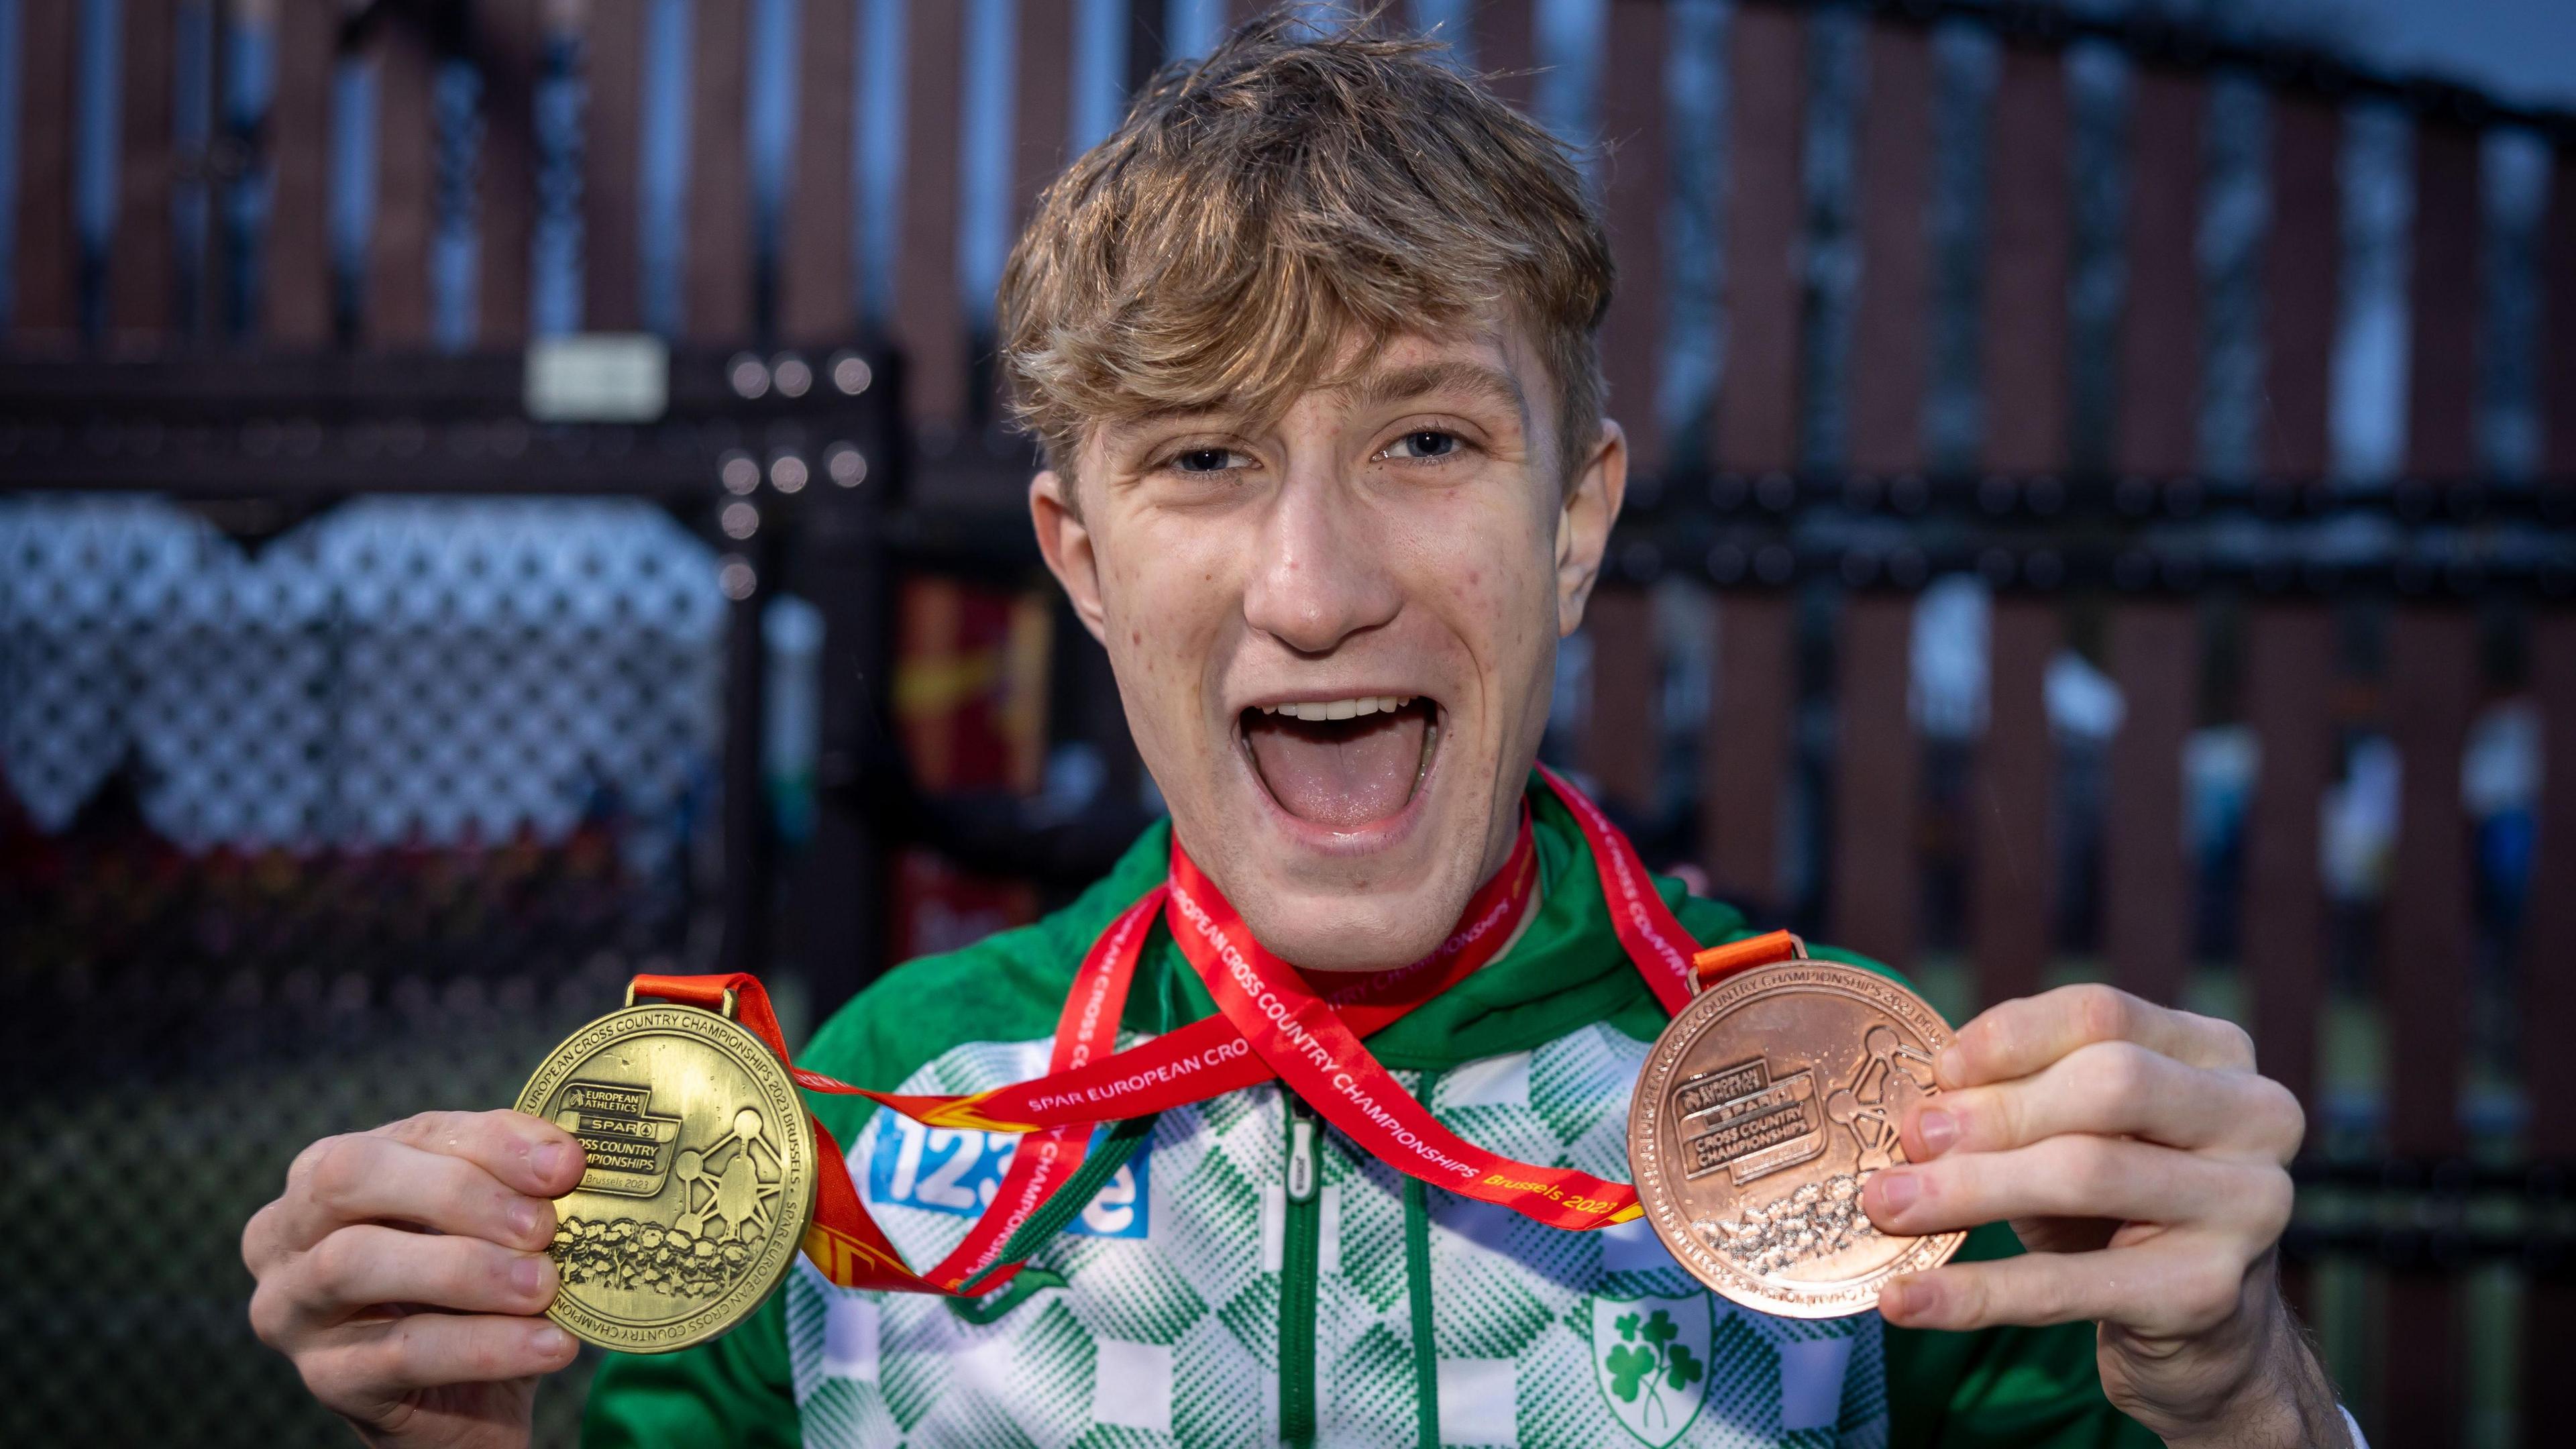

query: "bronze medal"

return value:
[1627, 958, 1965, 1318]
[515, 990, 819, 1352]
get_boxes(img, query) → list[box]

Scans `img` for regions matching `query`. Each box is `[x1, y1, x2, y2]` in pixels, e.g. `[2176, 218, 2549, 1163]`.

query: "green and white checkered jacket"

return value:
[585, 790, 2151, 1448]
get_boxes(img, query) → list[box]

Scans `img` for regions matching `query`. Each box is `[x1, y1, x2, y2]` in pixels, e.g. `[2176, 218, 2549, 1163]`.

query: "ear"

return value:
[1031, 469, 1111, 644]
[1554, 419, 1628, 637]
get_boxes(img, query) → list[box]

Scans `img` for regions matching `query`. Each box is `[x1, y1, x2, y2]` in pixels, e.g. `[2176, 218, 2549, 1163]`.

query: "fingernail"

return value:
[1935, 1047, 1966, 1086]
[1882, 1275, 1935, 1322]
[513, 1255, 550, 1295]
[529, 1324, 574, 1358]
[1874, 1171, 1921, 1215]
[533, 1141, 573, 1182]
[1916, 1109, 1958, 1157]
[510, 1199, 549, 1241]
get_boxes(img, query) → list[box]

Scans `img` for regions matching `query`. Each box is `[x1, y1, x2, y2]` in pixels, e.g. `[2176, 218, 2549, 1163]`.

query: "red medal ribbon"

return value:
[620, 772, 1792, 1295]
[1532, 762, 1700, 1016]
[1166, 835, 1647, 1228]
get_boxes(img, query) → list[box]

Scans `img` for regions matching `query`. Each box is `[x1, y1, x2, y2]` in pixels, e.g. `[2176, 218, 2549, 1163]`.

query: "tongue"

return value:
[1244, 706, 1428, 828]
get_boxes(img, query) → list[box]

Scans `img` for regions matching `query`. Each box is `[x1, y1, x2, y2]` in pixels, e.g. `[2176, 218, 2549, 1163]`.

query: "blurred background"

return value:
[2, 0, 2571, 1444]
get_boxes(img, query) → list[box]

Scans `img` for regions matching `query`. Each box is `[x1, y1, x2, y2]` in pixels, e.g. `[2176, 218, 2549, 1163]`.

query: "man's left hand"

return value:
[1859, 983, 2351, 1448]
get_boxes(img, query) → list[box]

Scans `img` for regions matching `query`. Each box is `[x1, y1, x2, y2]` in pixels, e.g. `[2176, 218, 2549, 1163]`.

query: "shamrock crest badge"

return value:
[1588, 1293, 1711, 1446]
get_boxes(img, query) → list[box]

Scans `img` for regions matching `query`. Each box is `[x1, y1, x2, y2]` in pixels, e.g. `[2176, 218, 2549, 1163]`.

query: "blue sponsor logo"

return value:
[867, 1114, 1148, 1239]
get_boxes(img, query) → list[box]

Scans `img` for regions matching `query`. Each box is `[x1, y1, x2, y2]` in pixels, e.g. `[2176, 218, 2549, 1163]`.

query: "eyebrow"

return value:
[1341, 360, 1528, 425]
[1096, 358, 1530, 453]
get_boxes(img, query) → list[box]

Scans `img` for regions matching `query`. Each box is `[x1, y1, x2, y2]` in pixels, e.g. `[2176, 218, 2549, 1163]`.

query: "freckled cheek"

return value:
[1112, 554, 1232, 723]
[1427, 580, 1549, 723]
[1434, 552, 1550, 629]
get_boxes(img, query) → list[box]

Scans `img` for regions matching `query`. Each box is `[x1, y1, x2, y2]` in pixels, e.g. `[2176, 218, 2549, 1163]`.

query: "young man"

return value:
[246, 21, 2349, 1448]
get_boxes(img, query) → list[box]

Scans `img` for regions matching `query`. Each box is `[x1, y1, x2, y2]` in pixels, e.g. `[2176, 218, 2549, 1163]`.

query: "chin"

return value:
[1165, 689, 1513, 972]
[1225, 858, 1477, 972]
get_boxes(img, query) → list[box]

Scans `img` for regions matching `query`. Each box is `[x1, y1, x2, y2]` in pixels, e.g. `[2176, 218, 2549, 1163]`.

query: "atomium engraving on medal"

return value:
[1627, 961, 1964, 1318]
[516, 1004, 818, 1353]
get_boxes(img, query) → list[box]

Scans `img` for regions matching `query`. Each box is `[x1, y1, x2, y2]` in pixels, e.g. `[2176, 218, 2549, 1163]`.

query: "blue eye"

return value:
[1174, 448, 1241, 474]
[1386, 431, 1458, 460]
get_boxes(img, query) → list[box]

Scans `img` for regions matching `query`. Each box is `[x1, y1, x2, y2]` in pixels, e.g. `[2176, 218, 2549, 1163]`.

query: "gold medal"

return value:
[515, 988, 819, 1352]
[1627, 958, 1966, 1318]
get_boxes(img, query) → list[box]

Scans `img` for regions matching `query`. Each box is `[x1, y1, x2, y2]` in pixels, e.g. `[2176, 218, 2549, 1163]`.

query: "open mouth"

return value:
[1240, 695, 1442, 830]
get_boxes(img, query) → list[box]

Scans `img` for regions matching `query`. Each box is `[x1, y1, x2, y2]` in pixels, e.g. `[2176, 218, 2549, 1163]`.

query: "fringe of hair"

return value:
[996, 6, 1614, 487]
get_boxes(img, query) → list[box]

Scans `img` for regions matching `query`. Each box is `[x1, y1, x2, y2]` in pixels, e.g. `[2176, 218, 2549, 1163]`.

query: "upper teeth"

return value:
[1259, 695, 1415, 721]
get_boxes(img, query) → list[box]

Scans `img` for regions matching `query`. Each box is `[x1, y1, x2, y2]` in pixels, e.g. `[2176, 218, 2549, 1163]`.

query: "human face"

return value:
[1030, 322, 1626, 971]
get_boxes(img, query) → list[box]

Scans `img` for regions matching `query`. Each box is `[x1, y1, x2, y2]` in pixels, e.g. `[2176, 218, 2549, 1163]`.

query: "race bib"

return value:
[868, 1113, 1148, 1240]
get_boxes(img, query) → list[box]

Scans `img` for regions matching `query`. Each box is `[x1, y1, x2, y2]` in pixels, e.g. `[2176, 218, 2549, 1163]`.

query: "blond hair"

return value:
[996, 9, 1613, 489]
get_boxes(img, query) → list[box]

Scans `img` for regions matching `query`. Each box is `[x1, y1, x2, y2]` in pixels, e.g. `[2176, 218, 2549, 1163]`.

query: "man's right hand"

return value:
[245, 1110, 588, 1448]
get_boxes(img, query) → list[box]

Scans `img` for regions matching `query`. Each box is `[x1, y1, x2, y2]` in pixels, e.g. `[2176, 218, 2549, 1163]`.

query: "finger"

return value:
[1940, 984, 2257, 1090]
[298, 1313, 582, 1415]
[268, 1223, 559, 1337]
[370, 1110, 586, 1199]
[1901, 1040, 2305, 1164]
[1878, 1238, 2253, 1338]
[263, 1132, 564, 1258]
[245, 1195, 297, 1276]
[1862, 1134, 2292, 1239]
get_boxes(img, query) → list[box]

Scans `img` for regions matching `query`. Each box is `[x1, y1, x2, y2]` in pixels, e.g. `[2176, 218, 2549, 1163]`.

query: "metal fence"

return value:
[4, 2, 2573, 1446]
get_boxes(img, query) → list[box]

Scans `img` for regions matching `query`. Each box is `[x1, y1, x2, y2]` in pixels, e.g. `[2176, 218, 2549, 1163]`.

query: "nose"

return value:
[1240, 464, 1401, 655]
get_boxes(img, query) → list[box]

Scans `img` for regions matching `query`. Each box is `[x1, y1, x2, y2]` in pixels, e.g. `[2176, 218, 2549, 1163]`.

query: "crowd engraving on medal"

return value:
[553, 1218, 761, 1299]
[1696, 1172, 1876, 1274]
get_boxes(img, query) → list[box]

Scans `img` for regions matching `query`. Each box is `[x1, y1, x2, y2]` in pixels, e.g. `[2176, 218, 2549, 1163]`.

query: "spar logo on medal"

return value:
[1587, 1292, 1711, 1448]
[1672, 1055, 1825, 1185]
[547, 1081, 682, 1192]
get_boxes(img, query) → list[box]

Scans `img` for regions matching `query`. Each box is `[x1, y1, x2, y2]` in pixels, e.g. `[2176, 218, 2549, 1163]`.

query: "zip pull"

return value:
[1285, 1091, 1318, 1204]
[1277, 1090, 1324, 1444]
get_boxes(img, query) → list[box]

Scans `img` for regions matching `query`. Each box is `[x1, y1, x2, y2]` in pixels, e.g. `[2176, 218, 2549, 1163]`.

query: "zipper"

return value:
[1403, 1068, 1443, 1449]
[1279, 1087, 1322, 1446]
